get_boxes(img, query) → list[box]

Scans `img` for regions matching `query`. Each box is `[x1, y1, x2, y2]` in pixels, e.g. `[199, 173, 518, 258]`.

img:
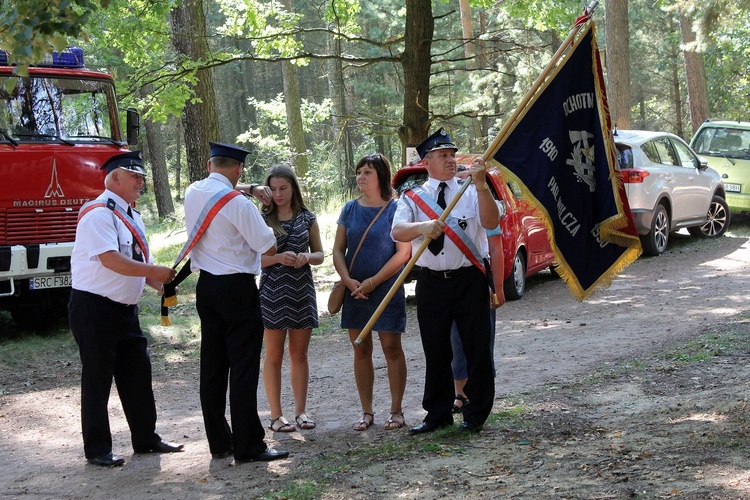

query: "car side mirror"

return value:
[697, 158, 708, 171]
[126, 107, 140, 146]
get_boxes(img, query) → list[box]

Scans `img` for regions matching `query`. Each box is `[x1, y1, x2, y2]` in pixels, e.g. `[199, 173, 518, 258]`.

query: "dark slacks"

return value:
[415, 266, 495, 427]
[68, 289, 160, 459]
[195, 270, 266, 460]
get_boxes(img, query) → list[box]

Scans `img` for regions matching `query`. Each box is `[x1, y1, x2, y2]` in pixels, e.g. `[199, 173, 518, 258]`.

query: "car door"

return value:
[670, 137, 712, 221]
[648, 136, 693, 222]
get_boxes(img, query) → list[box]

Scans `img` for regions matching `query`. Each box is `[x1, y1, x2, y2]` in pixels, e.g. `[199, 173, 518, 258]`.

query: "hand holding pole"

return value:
[354, 174, 476, 346]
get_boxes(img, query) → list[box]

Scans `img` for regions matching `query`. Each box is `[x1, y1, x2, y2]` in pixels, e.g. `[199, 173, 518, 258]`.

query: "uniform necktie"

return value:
[428, 182, 447, 255]
[127, 206, 144, 262]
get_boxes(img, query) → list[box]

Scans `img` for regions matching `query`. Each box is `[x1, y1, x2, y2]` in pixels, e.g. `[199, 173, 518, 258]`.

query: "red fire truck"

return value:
[0, 47, 139, 329]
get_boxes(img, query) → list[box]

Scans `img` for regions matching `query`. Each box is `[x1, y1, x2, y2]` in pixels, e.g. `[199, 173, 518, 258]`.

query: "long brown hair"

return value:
[261, 164, 308, 236]
[355, 153, 396, 201]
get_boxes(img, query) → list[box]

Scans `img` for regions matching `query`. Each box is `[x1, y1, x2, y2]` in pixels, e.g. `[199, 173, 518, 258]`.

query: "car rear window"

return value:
[616, 145, 634, 169]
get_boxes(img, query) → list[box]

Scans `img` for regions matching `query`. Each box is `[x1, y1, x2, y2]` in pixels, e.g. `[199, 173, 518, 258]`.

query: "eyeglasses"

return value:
[365, 153, 385, 162]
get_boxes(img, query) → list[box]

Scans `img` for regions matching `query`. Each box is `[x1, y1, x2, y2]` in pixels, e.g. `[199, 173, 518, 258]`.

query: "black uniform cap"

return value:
[415, 128, 458, 159]
[101, 151, 146, 175]
[209, 142, 251, 163]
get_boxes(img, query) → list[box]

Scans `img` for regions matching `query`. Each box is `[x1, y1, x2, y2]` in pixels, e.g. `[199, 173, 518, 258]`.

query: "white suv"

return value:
[614, 130, 729, 256]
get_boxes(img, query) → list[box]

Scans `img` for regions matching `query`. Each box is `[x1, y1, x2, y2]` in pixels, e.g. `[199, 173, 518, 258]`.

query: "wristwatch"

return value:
[476, 181, 489, 192]
[248, 183, 258, 196]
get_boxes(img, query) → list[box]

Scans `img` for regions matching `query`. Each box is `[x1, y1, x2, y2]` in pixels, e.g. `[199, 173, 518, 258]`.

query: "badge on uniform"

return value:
[458, 218, 468, 231]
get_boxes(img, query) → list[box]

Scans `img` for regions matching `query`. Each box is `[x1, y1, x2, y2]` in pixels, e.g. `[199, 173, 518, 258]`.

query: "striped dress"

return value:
[259, 209, 319, 330]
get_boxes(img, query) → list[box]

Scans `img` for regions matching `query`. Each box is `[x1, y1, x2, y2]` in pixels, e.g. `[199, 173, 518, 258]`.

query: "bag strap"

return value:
[347, 200, 389, 273]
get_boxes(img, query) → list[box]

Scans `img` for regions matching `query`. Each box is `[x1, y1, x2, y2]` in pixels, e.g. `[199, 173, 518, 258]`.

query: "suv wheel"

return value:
[688, 195, 730, 238]
[642, 203, 669, 256]
[503, 250, 526, 300]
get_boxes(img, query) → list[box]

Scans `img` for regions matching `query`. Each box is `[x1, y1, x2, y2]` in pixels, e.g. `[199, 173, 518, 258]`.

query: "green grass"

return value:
[666, 332, 746, 364]
[486, 404, 533, 429]
[262, 480, 324, 500]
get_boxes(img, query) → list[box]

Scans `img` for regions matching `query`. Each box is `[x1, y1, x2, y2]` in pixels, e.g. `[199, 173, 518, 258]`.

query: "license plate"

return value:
[725, 183, 742, 193]
[29, 274, 72, 290]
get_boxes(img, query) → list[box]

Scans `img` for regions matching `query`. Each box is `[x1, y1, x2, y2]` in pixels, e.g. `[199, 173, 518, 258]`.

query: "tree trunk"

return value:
[139, 85, 174, 217]
[399, 0, 434, 164]
[679, 8, 710, 135]
[281, 0, 308, 179]
[459, 0, 482, 151]
[327, 27, 355, 190]
[281, 60, 308, 178]
[668, 16, 684, 139]
[175, 119, 182, 201]
[605, 0, 631, 130]
[169, 0, 220, 183]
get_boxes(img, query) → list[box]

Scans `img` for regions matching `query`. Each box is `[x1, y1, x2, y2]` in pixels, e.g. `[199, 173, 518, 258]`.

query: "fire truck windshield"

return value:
[0, 75, 121, 144]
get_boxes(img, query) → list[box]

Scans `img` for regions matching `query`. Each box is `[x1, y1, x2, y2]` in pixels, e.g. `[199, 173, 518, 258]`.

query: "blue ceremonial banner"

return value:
[488, 20, 641, 300]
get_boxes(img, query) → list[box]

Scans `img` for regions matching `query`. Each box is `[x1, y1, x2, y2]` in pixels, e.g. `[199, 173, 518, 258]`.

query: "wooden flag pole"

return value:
[354, 0, 599, 347]
[485, 1, 597, 157]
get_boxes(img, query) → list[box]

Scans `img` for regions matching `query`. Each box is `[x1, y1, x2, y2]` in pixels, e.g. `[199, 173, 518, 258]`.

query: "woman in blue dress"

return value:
[332, 154, 411, 431]
[259, 165, 324, 432]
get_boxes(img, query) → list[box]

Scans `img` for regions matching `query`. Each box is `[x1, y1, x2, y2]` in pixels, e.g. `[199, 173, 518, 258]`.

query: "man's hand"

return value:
[151, 265, 177, 284]
[468, 157, 488, 185]
[421, 220, 445, 239]
[250, 185, 272, 206]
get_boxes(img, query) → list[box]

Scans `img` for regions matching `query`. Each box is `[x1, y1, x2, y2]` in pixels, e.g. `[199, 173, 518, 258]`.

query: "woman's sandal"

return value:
[451, 394, 469, 414]
[384, 412, 406, 430]
[295, 413, 316, 430]
[352, 412, 374, 431]
[269, 416, 296, 432]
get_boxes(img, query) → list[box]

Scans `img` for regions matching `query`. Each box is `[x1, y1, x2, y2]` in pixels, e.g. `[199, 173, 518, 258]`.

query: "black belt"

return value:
[199, 269, 255, 280]
[423, 266, 475, 279]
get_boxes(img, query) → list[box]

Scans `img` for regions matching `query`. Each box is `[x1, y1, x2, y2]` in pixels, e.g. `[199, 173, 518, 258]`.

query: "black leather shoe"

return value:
[235, 447, 289, 463]
[408, 421, 452, 435]
[458, 422, 482, 433]
[134, 440, 185, 453]
[87, 452, 125, 467]
[211, 450, 233, 459]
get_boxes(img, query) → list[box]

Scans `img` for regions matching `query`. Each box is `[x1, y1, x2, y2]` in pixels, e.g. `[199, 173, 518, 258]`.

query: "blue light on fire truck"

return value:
[0, 47, 85, 68]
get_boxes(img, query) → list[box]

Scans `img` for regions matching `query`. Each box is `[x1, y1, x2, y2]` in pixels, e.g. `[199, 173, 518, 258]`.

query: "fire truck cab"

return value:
[0, 48, 139, 329]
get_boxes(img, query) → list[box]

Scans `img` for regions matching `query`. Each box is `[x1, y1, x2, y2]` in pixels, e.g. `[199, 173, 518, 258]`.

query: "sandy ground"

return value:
[1, 223, 750, 498]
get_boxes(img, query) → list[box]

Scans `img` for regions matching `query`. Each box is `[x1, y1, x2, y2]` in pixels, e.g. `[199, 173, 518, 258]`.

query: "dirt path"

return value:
[1, 226, 750, 498]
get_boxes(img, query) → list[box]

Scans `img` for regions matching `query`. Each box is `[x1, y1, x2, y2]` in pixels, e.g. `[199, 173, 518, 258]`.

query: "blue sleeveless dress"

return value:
[337, 199, 406, 333]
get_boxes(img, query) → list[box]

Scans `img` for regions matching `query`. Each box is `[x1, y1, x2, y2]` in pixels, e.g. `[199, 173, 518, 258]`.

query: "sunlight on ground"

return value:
[669, 412, 728, 424]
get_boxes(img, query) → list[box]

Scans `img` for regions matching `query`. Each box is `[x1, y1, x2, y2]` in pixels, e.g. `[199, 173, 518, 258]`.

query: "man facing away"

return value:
[184, 142, 288, 463]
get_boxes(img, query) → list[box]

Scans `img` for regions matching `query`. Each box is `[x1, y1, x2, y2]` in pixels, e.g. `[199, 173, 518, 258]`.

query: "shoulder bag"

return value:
[328, 201, 389, 314]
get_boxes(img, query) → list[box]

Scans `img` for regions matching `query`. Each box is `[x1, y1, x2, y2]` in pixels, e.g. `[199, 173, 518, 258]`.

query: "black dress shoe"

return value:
[87, 452, 125, 467]
[235, 447, 289, 463]
[458, 422, 482, 433]
[211, 450, 233, 459]
[408, 421, 452, 435]
[134, 440, 185, 453]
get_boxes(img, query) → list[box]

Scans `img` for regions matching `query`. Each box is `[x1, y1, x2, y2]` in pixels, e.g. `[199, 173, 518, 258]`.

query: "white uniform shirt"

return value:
[184, 173, 275, 275]
[70, 190, 152, 305]
[391, 177, 489, 272]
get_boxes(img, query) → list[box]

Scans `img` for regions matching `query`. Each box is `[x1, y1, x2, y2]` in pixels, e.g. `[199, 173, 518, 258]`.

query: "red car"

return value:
[392, 154, 556, 300]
